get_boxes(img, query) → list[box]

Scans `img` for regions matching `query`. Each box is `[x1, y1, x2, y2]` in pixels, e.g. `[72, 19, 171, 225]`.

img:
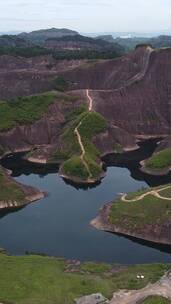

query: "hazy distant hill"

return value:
[0, 28, 125, 59]
[18, 28, 79, 44]
[149, 35, 171, 48]
[95, 35, 115, 43]
[44, 34, 124, 53]
[114, 35, 171, 51]
[0, 35, 30, 47]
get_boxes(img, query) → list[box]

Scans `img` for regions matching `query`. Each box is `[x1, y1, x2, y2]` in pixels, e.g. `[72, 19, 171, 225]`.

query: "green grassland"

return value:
[63, 156, 89, 179]
[0, 251, 169, 304]
[145, 148, 171, 170]
[0, 166, 25, 202]
[0, 91, 75, 132]
[141, 296, 171, 304]
[80, 262, 111, 273]
[109, 186, 171, 231]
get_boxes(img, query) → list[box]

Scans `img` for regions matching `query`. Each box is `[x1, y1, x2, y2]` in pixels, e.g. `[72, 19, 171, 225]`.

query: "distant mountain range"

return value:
[0, 28, 125, 57]
[96, 34, 171, 51]
[1, 28, 171, 54]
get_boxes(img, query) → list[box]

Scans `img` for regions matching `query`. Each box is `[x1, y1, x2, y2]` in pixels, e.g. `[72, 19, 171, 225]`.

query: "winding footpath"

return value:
[87, 46, 154, 94]
[121, 185, 171, 202]
[74, 89, 93, 180]
[87, 89, 93, 111]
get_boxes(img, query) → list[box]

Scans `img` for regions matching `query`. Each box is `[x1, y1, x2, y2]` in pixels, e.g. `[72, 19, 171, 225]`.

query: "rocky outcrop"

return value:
[93, 125, 138, 156]
[61, 47, 171, 136]
[75, 293, 109, 304]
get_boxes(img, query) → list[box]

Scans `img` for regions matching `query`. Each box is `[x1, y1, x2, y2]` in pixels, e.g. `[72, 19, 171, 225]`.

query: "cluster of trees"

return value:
[0, 46, 122, 60]
[0, 46, 50, 57]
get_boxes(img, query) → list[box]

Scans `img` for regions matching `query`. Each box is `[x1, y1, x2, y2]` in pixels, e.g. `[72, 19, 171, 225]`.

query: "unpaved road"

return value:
[110, 273, 171, 304]
[121, 185, 171, 202]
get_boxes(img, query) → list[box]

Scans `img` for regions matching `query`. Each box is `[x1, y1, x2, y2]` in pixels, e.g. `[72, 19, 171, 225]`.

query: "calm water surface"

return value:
[0, 160, 171, 264]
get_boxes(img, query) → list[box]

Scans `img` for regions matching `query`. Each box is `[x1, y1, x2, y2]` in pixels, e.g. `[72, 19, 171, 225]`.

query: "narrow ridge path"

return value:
[121, 185, 171, 202]
[86, 89, 93, 111]
[74, 89, 93, 180]
[87, 46, 154, 94]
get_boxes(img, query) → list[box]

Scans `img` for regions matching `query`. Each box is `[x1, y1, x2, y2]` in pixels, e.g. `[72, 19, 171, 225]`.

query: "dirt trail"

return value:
[110, 273, 171, 304]
[87, 46, 154, 94]
[121, 185, 171, 202]
[74, 121, 92, 178]
[86, 89, 93, 111]
[125, 46, 153, 86]
[74, 89, 93, 179]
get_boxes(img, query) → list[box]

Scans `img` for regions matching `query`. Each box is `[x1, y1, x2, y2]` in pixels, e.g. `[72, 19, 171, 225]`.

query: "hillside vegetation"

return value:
[0, 91, 70, 132]
[0, 45, 123, 60]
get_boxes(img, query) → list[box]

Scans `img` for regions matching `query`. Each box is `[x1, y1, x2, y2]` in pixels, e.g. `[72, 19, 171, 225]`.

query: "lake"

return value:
[0, 151, 171, 264]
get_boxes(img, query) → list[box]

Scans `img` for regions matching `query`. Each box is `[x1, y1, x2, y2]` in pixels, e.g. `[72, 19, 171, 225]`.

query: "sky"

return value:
[0, 0, 171, 33]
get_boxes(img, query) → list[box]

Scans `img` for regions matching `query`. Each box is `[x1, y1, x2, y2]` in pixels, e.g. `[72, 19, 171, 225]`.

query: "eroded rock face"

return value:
[75, 293, 109, 304]
[61, 47, 171, 136]
[60, 47, 148, 90]
[0, 55, 87, 99]
[0, 97, 84, 158]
